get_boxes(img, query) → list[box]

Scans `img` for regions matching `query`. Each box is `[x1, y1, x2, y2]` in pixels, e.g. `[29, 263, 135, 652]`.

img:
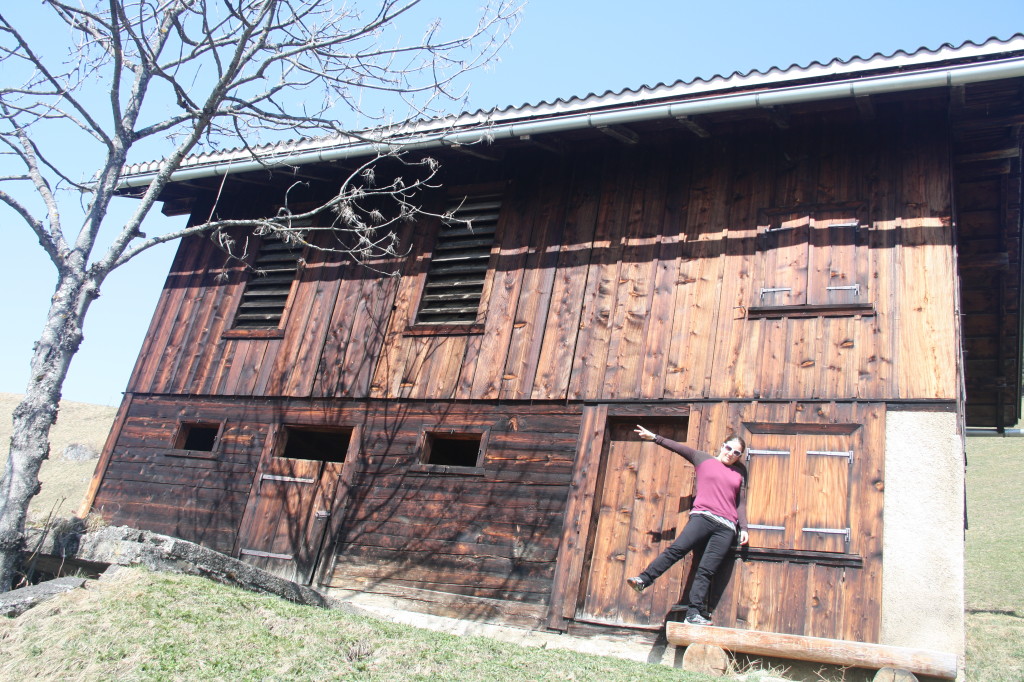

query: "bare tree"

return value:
[0, 0, 520, 591]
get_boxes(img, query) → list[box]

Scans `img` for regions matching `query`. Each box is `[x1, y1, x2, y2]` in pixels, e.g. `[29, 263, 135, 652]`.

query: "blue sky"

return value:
[3, 0, 1024, 406]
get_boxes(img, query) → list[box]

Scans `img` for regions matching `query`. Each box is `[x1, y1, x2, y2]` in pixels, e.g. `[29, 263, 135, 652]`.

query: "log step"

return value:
[665, 622, 957, 679]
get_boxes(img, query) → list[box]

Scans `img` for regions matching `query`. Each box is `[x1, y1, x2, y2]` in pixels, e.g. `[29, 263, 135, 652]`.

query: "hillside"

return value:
[0, 393, 117, 523]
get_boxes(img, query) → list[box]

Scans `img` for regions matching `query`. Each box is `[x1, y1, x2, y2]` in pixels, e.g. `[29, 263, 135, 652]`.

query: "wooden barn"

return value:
[84, 36, 1024, 675]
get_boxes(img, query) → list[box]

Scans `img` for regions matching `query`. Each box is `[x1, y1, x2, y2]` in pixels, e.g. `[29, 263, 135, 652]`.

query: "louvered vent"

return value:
[415, 194, 500, 325]
[232, 235, 303, 329]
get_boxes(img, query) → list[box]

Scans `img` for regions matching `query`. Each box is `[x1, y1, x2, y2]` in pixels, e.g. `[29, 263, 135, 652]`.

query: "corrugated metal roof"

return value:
[121, 34, 1024, 182]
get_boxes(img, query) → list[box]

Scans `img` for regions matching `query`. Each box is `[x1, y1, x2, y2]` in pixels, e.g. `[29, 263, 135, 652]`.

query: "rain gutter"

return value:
[119, 55, 1024, 189]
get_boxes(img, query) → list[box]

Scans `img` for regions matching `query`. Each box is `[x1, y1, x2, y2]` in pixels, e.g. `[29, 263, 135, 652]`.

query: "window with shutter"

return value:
[231, 234, 304, 330]
[745, 430, 855, 554]
[414, 193, 500, 325]
[750, 205, 872, 318]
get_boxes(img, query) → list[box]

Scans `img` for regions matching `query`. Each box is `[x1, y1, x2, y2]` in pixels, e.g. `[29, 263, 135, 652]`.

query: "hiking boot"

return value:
[626, 576, 648, 593]
[684, 612, 712, 625]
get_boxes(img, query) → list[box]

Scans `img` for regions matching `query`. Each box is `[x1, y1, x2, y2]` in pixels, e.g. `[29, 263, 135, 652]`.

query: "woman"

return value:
[626, 425, 749, 626]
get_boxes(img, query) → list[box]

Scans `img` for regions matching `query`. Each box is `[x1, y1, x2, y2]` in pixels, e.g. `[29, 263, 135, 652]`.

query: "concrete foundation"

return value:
[880, 410, 964, 663]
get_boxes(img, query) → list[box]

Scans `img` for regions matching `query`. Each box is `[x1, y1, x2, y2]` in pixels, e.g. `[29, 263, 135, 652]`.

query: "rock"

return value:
[62, 443, 98, 461]
[25, 525, 336, 609]
[0, 576, 88, 618]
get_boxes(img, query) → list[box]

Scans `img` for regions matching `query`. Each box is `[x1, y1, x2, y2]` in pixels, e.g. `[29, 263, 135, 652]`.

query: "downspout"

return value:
[118, 56, 1024, 189]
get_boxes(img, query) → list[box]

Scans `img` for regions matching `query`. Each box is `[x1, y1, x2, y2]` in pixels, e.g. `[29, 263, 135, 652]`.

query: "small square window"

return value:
[174, 422, 220, 452]
[279, 427, 350, 463]
[422, 432, 484, 469]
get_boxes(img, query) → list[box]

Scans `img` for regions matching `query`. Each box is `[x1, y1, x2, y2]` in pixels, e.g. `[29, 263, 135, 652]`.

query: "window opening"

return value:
[232, 234, 304, 329]
[279, 427, 350, 463]
[422, 432, 483, 468]
[175, 422, 220, 452]
[414, 194, 501, 325]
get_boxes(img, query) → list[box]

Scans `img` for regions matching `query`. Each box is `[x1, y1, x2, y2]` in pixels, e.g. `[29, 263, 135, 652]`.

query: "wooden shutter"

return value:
[415, 194, 500, 325]
[806, 210, 868, 306]
[745, 439, 793, 549]
[797, 435, 853, 553]
[755, 212, 810, 306]
[232, 235, 303, 329]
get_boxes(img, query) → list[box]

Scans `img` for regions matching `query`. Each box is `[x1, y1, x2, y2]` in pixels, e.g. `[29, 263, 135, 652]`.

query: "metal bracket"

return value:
[801, 527, 851, 544]
[749, 524, 786, 531]
[746, 448, 790, 462]
[239, 548, 295, 561]
[759, 287, 792, 300]
[806, 449, 854, 464]
[825, 284, 861, 296]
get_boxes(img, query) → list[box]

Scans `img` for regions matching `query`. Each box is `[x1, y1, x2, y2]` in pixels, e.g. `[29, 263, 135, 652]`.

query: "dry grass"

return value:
[0, 393, 116, 523]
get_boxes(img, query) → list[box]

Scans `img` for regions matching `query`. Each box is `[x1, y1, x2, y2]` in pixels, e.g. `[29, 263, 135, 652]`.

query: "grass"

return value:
[964, 434, 1024, 682]
[0, 568, 715, 682]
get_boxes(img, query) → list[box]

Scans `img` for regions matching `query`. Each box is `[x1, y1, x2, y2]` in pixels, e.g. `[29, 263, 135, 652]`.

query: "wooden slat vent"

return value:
[415, 194, 500, 325]
[232, 235, 303, 329]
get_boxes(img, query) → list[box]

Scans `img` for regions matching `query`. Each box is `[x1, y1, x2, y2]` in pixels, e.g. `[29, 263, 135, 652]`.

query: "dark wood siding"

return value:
[92, 395, 581, 618]
[125, 107, 958, 407]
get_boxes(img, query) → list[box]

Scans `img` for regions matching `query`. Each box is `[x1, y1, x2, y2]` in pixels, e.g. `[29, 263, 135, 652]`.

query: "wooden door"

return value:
[236, 430, 350, 584]
[577, 419, 692, 628]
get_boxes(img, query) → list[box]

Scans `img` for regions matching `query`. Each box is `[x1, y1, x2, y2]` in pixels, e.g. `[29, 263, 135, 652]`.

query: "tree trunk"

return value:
[0, 272, 93, 592]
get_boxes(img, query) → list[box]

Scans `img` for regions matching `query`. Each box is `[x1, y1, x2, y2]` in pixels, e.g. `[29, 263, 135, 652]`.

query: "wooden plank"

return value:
[639, 150, 691, 399]
[466, 179, 534, 399]
[546, 404, 607, 629]
[665, 622, 957, 679]
[708, 135, 774, 398]
[896, 115, 957, 400]
[368, 215, 437, 398]
[500, 159, 568, 399]
[530, 155, 602, 400]
[567, 149, 633, 399]
[841, 403, 885, 644]
[664, 141, 728, 398]
[603, 151, 670, 399]
[78, 393, 135, 517]
[275, 243, 345, 397]
[127, 233, 208, 393]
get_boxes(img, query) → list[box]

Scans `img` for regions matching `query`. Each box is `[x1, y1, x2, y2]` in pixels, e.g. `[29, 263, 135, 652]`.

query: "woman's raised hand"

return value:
[634, 424, 656, 441]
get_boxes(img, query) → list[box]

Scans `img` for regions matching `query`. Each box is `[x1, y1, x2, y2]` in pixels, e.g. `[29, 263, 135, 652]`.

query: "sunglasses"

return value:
[721, 444, 742, 455]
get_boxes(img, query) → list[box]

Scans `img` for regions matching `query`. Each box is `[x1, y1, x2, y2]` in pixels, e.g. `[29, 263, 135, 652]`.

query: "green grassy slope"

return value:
[964, 435, 1024, 682]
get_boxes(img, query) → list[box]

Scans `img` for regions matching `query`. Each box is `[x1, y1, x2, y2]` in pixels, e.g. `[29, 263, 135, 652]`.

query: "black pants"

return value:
[638, 514, 735, 615]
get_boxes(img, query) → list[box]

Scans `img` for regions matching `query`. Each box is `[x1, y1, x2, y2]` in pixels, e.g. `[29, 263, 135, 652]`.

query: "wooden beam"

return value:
[764, 106, 789, 130]
[855, 95, 875, 121]
[445, 143, 502, 161]
[675, 115, 711, 138]
[950, 84, 967, 114]
[518, 134, 565, 155]
[959, 252, 1010, 271]
[954, 148, 1020, 164]
[596, 124, 639, 144]
[665, 623, 958, 680]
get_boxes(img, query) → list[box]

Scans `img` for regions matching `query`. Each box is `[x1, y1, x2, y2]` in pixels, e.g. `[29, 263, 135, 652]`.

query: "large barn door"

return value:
[576, 419, 691, 628]
[236, 427, 351, 584]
